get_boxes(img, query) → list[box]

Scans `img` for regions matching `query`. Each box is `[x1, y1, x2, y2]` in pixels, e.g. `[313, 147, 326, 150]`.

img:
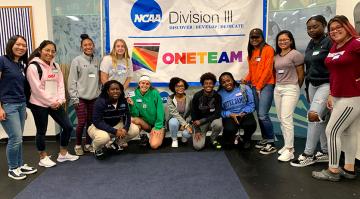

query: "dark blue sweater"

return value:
[92, 96, 131, 135]
[0, 56, 26, 104]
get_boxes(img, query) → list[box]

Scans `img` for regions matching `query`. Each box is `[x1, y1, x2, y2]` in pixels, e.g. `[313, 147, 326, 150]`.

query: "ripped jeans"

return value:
[304, 83, 330, 155]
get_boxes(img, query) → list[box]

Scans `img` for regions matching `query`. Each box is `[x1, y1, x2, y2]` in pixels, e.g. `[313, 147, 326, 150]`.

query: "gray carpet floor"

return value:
[14, 151, 248, 199]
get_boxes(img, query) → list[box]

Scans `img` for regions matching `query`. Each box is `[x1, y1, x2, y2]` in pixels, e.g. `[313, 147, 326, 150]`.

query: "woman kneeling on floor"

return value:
[88, 80, 140, 159]
[218, 72, 257, 149]
[127, 75, 165, 149]
[166, 77, 193, 148]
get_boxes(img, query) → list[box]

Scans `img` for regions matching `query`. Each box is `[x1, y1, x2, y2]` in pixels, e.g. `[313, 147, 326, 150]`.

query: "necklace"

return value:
[280, 49, 292, 57]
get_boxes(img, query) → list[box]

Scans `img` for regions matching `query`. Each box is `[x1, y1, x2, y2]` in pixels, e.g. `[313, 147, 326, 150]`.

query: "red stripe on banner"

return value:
[133, 43, 160, 46]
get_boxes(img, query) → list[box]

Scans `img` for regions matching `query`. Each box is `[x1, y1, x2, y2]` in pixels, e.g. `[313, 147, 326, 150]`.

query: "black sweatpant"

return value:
[222, 113, 257, 145]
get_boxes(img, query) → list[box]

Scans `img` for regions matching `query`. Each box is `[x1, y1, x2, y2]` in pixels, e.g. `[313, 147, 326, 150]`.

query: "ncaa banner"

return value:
[106, 0, 265, 84]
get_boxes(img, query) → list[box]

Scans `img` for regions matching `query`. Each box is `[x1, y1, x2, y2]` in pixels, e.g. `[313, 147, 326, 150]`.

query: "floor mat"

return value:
[15, 151, 248, 199]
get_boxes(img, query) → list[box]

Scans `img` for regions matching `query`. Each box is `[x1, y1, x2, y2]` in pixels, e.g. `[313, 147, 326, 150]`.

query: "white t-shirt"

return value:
[100, 55, 133, 84]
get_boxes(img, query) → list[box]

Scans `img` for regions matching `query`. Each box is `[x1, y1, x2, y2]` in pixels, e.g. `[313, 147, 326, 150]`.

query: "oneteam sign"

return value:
[130, 0, 162, 31]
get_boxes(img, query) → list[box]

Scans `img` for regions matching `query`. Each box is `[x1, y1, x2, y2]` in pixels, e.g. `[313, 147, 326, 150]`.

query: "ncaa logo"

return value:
[130, 0, 162, 31]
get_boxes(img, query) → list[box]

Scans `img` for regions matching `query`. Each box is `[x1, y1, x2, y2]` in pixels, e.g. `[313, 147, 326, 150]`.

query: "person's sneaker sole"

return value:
[259, 151, 277, 155]
[38, 162, 56, 168]
[290, 160, 316, 167]
[8, 173, 26, 180]
[259, 148, 277, 155]
[57, 157, 79, 162]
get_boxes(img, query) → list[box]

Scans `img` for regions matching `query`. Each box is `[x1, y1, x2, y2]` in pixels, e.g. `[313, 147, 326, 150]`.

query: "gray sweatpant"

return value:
[326, 96, 360, 168]
[193, 118, 222, 150]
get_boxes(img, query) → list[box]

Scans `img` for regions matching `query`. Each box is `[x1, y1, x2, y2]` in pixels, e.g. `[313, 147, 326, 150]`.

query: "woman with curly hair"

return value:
[88, 80, 139, 159]
[166, 77, 192, 147]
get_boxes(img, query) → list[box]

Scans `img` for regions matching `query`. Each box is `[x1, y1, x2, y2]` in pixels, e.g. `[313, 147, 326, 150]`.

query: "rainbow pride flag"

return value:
[132, 43, 160, 72]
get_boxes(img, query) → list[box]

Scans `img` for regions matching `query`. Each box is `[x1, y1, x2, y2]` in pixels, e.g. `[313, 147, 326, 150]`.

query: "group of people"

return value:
[244, 15, 360, 182]
[0, 15, 359, 183]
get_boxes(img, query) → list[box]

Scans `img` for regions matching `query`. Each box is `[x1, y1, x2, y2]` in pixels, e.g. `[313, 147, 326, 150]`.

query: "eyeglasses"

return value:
[278, 39, 290, 43]
[175, 85, 185, 88]
[43, 48, 56, 54]
[329, 25, 344, 34]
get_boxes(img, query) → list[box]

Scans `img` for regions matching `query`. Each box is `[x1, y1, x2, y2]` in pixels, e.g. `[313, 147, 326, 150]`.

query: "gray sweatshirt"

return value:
[68, 53, 100, 104]
[165, 94, 192, 128]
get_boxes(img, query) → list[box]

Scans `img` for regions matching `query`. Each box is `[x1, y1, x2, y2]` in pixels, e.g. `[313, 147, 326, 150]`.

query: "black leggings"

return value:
[222, 113, 257, 144]
[30, 104, 73, 151]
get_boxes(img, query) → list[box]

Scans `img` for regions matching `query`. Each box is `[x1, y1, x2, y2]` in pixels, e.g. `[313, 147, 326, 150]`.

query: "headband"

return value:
[139, 75, 151, 82]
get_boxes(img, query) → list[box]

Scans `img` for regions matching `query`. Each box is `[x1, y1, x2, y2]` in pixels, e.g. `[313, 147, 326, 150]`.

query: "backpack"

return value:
[24, 61, 56, 107]
[239, 83, 248, 103]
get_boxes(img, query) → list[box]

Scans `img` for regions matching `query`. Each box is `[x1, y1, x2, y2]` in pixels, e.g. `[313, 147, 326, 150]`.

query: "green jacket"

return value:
[129, 88, 165, 130]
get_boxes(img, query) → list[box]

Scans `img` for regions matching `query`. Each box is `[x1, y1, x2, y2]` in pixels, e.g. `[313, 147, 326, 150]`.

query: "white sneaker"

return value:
[39, 156, 57, 168]
[181, 137, 188, 143]
[20, 164, 37, 174]
[8, 167, 26, 180]
[84, 144, 95, 152]
[57, 152, 79, 162]
[74, 145, 84, 156]
[171, 140, 178, 148]
[278, 149, 294, 162]
[278, 147, 286, 155]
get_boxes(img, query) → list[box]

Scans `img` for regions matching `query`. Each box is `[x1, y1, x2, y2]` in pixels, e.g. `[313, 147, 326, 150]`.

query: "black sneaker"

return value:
[259, 144, 277, 155]
[315, 151, 329, 163]
[290, 153, 316, 167]
[20, 164, 37, 174]
[8, 168, 26, 180]
[212, 140, 222, 150]
[255, 140, 267, 149]
[242, 141, 251, 149]
[139, 134, 149, 147]
[107, 141, 123, 154]
[94, 148, 106, 160]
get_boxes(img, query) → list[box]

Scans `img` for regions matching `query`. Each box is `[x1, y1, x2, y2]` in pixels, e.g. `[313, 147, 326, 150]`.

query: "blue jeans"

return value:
[304, 83, 329, 155]
[1, 102, 26, 169]
[30, 104, 73, 151]
[168, 118, 191, 140]
[252, 84, 275, 142]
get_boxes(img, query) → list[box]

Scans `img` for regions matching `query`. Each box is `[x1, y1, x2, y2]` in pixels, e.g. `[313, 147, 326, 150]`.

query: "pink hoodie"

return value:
[27, 57, 66, 107]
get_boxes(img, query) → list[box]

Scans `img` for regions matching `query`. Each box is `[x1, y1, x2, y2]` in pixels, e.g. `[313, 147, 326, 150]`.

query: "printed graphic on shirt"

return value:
[198, 96, 216, 111]
[223, 98, 243, 110]
[327, 51, 345, 60]
[109, 64, 128, 79]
